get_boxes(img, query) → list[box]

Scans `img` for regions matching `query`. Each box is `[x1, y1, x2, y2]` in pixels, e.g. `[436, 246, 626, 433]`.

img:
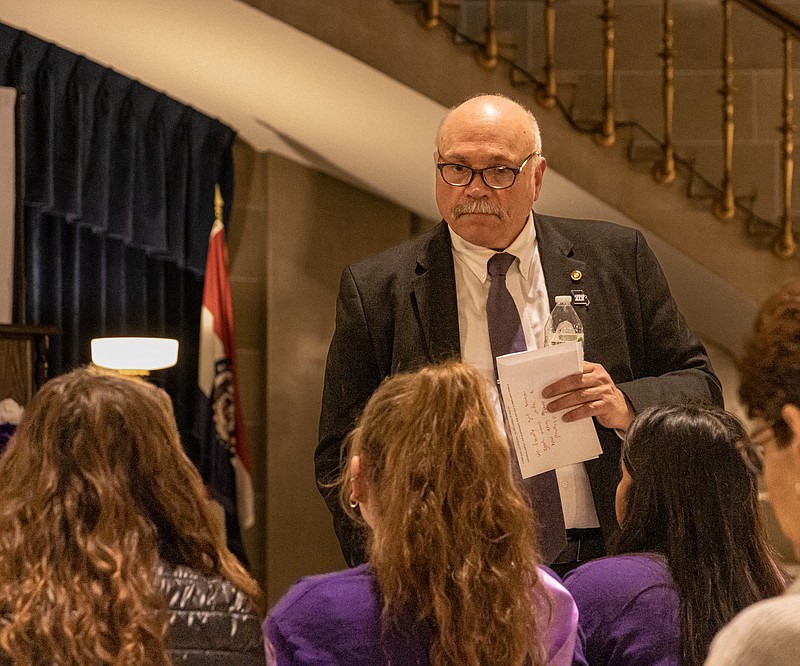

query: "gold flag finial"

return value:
[214, 184, 223, 223]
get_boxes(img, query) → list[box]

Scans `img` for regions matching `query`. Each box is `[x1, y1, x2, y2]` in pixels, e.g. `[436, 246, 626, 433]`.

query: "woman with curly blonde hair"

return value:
[0, 367, 265, 665]
[266, 361, 583, 665]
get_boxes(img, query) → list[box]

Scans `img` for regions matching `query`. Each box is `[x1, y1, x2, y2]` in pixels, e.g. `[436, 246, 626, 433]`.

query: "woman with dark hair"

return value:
[563, 403, 784, 666]
[265, 361, 584, 665]
[0, 367, 265, 665]
[705, 277, 800, 664]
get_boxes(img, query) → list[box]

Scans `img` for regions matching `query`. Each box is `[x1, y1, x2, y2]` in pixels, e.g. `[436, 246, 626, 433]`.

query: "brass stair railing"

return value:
[716, 0, 736, 221]
[654, 0, 676, 186]
[778, 33, 796, 258]
[409, 0, 800, 260]
[596, 0, 616, 147]
[538, 0, 557, 108]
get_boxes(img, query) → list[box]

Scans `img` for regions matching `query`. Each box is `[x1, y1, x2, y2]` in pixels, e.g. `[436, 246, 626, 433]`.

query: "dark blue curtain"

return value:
[0, 24, 235, 468]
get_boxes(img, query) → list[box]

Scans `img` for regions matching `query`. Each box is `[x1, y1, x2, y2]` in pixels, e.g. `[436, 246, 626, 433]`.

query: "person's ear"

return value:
[350, 455, 365, 502]
[781, 404, 800, 455]
[532, 156, 547, 201]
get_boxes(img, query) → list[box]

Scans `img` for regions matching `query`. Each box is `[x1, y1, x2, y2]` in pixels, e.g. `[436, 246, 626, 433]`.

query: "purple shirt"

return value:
[564, 554, 680, 666]
[265, 563, 585, 665]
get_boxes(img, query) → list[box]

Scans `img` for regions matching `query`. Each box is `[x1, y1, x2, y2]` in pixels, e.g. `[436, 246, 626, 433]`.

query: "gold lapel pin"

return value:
[570, 269, 582, 282]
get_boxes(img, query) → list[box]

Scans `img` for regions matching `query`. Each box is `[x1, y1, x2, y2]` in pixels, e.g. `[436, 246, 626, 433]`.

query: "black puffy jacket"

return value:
[158, 563, 266, 665]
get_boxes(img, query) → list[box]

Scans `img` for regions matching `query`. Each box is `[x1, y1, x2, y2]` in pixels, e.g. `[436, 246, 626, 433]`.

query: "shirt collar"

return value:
[448, 211, 536, 284]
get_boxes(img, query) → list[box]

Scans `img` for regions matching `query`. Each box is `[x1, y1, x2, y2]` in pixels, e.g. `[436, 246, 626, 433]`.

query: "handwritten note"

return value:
[496, 341, 602, 478]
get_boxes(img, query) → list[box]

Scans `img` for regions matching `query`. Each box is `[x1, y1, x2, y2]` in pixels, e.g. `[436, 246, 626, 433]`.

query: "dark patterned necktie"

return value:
[486, 252, 567, 564]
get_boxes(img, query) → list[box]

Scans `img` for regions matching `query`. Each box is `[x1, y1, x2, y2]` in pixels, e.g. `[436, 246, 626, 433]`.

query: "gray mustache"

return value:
[452, 200, 505, 217]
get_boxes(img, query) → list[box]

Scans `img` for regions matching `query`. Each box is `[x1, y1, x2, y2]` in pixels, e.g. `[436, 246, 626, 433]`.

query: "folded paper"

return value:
[497, 341, 602, 478]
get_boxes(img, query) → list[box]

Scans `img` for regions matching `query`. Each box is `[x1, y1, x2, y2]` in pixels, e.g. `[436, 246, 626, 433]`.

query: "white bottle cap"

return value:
[555, 295, 572, 305]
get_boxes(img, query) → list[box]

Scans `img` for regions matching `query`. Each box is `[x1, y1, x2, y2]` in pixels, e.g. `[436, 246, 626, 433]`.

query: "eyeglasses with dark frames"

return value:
[736, 437, 765, 476]
[736, 417, 790, 475]
[436, 151, 541, 190]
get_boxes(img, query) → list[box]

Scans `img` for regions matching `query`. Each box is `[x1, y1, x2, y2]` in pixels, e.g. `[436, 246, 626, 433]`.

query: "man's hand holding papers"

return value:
[496, 341, 603, 478]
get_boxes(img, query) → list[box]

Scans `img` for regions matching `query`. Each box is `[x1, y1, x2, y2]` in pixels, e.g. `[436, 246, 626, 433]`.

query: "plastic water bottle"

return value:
[544, 295, 584, 347]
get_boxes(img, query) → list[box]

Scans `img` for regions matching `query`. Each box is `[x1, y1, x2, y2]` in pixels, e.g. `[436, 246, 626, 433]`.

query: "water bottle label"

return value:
[548, 332, 584, 346]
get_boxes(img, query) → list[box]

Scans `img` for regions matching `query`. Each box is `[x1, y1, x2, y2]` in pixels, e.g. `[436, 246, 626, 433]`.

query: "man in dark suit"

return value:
[316, 94, 722, 568]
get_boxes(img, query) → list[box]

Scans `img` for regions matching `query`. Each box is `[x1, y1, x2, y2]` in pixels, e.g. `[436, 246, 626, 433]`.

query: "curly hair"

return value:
[0, 367, 263, 665]
[340, 361, 547, 666]
[739, 278, 800, 445]
[614, 404, 784, 666]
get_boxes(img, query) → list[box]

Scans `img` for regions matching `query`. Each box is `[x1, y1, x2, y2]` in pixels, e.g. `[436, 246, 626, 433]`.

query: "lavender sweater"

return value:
[265, 563, 585, 665]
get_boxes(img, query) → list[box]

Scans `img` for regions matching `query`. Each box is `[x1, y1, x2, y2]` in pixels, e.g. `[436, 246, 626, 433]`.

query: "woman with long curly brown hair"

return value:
[0, 367, 265, 665]
[266, 361, 583, 665]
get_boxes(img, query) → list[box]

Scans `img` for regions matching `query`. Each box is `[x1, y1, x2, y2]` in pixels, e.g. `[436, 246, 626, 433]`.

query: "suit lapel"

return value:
[412, 222, 461, 362]
[536, 214, 584, 307]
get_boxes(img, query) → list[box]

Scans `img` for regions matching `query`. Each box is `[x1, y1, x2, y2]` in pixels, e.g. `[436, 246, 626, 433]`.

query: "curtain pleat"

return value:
[107, 88, 137, 243]
[82, 71, 113, 233]
[135, 98, 167, 252]
[2, 24, 236, 446]
[62, 222, 81, 366]
[166, 109, 191, 268]
[28, 46, 54, 208]
[53, 54, 83, 218]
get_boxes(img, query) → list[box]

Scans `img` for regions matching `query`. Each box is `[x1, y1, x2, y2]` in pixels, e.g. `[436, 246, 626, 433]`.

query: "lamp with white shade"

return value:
[90, 337, 179, 376]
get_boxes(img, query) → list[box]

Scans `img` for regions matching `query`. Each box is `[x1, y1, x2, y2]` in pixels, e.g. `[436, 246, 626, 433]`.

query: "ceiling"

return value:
[0, 0, 446, 219]
[1, 0, 607, 223]
[0, 0, 615, 224]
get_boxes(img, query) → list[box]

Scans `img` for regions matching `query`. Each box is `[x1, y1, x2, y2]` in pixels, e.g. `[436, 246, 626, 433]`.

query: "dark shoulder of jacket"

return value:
[347, 220, 450, 278]
[535, 213, 638, 245]
[157, 562, 265, 665]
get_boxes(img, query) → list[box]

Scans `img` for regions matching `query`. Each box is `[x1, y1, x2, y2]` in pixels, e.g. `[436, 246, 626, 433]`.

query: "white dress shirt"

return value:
[449, 213, 600, 529]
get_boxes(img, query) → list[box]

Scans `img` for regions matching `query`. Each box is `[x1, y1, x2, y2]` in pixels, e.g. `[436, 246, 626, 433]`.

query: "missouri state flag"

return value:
[195, 193, 254, 562]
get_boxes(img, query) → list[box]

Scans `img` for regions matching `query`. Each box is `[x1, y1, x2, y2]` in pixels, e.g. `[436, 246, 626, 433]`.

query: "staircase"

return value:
[452, 0, 800, 227]
[255, 0, 798, 315]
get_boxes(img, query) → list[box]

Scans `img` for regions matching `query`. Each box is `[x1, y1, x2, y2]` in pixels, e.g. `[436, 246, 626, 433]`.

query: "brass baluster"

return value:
[654, 0, 676, 184]
[775, 32, 796, 258]
[715, 0, 736, 220]
[596, 0, 616, 146]
[476, 0, 498, 69]
[538, 0, 557, 108]
[417, 0, 439, 28]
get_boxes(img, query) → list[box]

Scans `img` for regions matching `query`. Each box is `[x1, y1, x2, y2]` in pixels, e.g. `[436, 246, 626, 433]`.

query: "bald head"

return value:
[434, 94, 546, 249]
[436, 95, 542, 155]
